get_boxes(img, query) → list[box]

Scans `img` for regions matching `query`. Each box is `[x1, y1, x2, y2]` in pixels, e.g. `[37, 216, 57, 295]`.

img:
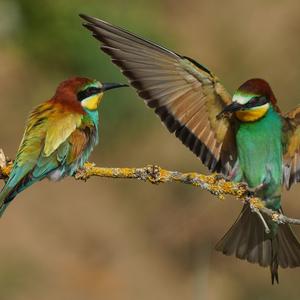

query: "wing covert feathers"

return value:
[282, 107, 300, 189]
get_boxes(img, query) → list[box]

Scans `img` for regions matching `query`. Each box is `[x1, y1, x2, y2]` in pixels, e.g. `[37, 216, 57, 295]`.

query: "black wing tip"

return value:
[79, 13, 178, 59]
[79, 13, 97, 23]
[79, 13, 110, 28]
[82, 22, 93, 30]
[79, 13, 87, 19]
[80, 14, 94, 31]
[79, 13, 95, 24]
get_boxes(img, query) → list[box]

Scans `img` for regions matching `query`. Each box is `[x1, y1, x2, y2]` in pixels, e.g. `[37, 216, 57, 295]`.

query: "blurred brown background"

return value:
[1, 0, 300, 299]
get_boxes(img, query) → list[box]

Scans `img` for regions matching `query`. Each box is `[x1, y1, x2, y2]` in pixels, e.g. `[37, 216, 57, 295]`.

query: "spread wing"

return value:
[282, 107, 300, 189]
[81, 14, 237, 175]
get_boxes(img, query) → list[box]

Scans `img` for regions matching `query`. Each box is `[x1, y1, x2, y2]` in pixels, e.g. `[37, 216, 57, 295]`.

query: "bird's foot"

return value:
[74, 163, 95, 181]
[146, 164, 161, 184]
[249, 183, 265, 194]
[241, 182, 267, 196]
[214, 173, 230, 181]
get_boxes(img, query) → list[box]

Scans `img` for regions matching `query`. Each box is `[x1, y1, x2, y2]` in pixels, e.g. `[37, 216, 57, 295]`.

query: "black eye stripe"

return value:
[243, 96, 268, 108]
[77, 87, 101, 101]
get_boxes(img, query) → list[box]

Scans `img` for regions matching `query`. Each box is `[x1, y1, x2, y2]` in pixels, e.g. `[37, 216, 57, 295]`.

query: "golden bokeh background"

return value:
[1, 0, 300, 299]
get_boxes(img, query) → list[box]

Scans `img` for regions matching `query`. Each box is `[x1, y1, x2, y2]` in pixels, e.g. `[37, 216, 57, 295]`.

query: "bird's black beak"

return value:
[216, 102, 244, 119]
[102, 82, 129, 92]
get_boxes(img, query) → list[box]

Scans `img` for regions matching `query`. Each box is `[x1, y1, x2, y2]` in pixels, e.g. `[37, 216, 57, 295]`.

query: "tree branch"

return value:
[1, 148, 300, 227]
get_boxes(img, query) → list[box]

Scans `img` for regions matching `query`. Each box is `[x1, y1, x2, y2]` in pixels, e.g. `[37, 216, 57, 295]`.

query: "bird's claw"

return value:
[249, 183, 265, 193]
[74, 166, 91, 181]
[146, 164, 161, 184]
[240, 182, 266, 196]
[214, 173, 229, 181]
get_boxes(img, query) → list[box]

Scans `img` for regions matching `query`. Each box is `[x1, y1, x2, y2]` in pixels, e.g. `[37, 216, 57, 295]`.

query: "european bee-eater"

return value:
[0, 77, 127, 215]
[81, 14, 300, 283]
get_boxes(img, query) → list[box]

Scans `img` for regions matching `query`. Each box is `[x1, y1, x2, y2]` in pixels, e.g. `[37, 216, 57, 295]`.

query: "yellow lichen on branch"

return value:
[0, 148, 299, 227]
[74, 162, 248, 200]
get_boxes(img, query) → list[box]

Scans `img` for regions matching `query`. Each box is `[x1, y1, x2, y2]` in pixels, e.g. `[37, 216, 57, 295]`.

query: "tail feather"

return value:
[0, 183, 20, 217]
[277, 222, 300, 268]
[216, 205, 300, 284]
[0, 203, 10, 217]
[0, 172, 35, 216]
[270, 238, 279, 284]
[0, 191, 15, 217]
[0, 187, 15, 217]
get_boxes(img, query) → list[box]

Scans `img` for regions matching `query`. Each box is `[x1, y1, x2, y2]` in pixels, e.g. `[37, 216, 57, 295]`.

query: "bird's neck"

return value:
[235, 103, 270, 122]
[82, 109, 99, 129]
[238, 105, 282, 129]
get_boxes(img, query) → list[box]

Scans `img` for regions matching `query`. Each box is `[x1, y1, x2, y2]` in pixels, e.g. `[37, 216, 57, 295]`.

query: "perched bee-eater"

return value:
[81, 14, 300, 283]
[0, 77, 127, 215]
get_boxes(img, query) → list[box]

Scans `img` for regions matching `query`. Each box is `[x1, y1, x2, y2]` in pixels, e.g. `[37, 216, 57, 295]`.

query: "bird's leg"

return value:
[216, 160, 243, 182]
[214, 162, 241, 181]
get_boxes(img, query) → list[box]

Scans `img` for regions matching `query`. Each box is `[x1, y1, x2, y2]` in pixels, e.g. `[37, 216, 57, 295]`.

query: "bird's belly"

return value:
[236, 117, 282, 204]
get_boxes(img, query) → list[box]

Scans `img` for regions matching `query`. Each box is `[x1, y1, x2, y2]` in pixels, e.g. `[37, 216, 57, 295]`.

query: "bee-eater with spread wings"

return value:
[81, 14, 300, 283]
[0, 77, 127, 216]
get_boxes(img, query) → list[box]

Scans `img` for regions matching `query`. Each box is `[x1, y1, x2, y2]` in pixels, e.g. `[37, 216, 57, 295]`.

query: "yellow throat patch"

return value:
[235, 103, 270, 122]
[81, 93, 103, 110]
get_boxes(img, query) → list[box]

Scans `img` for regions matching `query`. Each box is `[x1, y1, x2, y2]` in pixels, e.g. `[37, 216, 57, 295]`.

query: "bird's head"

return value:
[217, 79, 278, 122]
[52, 77, 128, 113]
